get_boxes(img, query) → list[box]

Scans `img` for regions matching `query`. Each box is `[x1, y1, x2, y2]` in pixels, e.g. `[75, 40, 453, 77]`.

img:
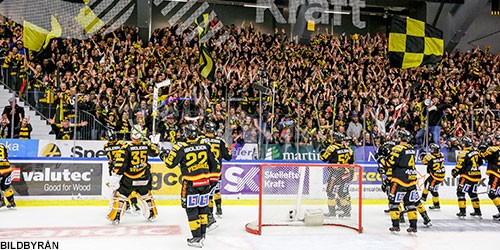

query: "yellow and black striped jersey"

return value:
[201, 134, 232, 179]
[116, 141, 159, 179]
[381, 143, 417, 187]
[161, 123, 179, 144]
[319, 143, 354, 164]
[479, 146, 500, 178]
[454, 147, 482, 182]
[17, 125, 32, 139]
[421, 152, 446, 181]
[0, 143, 11, 175]
[163, 138, 218, 184]
[103, 140, 127, 174]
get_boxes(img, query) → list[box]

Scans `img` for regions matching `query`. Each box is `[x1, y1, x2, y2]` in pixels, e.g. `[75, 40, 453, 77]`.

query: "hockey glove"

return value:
[108, 174, 122, 190]
[451, 169, 459, 178]
[419, 152, 427, 161]
[159, 150, 169, 161]
[377, 166, 386, 175]
[381, 179, 390, 193]
[149, 133, 161, 145]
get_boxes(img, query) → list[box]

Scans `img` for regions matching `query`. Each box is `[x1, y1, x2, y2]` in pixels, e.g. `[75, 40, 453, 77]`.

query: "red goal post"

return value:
[245, 163, 363, 235]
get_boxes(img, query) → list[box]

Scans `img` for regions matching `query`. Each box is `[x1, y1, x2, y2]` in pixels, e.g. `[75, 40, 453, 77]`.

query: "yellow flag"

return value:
[43, 16, 62, 49]
[23, 15, 61, 52]
[307, 20, 315, 31]
[23, 20, 49, 52]
[76, 5, 105, 34]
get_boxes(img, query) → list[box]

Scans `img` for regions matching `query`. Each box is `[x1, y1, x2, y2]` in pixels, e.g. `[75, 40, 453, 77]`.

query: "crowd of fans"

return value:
[0, 17, 499, 154]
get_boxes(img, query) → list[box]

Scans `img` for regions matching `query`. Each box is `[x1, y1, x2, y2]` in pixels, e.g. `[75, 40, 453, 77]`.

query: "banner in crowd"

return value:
[262, 144, 459, 163]
[10, 162, 102, 196]
[2, 140, 461, 164]
[0, 139, 39, 158]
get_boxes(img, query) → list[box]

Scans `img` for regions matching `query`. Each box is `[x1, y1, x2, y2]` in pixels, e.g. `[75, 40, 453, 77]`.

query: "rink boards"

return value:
[8, 157, 493, 206]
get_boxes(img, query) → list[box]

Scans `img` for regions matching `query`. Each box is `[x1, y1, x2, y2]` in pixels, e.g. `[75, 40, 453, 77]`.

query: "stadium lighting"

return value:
[243, 4, 270, 9]
[324, 10, 351, 15]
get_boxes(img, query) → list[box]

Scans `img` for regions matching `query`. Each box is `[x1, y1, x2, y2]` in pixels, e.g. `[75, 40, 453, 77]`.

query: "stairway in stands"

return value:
[0, 85, 54, 140]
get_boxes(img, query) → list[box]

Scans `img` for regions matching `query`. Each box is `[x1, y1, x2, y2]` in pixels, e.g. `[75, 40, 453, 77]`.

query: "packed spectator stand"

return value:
[0, 19, 499, 160]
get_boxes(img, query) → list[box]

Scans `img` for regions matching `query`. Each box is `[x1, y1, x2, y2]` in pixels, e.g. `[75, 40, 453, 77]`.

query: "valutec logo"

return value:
[22, 168, 93, 182]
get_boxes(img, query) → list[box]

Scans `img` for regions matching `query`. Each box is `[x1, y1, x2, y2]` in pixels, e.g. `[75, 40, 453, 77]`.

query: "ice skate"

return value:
[407, 227, 417, 235]
[492, 213, 500, 220]
[423, 218, 432, 227]
[338, 211, 351, 218]
[469, 212, 482, 219]
[456, 212, 466, 220]
[216, 204, 223, 218]
[6, 200, 16, 209]
[389, 226, 400, 234]
[324, 211, 336, 217]
[148, 209, 156, 222]
[429, 205, 440, 210]
[187, 237, 204, 248]
[207, 214, 219, 232]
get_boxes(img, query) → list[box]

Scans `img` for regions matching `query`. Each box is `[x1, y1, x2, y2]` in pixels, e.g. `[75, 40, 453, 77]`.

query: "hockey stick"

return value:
[152, 79, 172, 136]
[387, 99, 407, 138]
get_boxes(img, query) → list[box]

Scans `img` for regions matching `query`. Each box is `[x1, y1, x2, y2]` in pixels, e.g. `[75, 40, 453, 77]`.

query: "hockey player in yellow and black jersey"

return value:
[478, 134, 500, 220]
[202, 121, 232, 230]
[452, 136, 483, 219]
[420, 143, 446, 210]
[103, 129, 140, 213]
[0, 143, 15, 208]
[107, 125, 160, 225]
[379, 130, 419, 233]
[160, 124, 218, 248]
[320, 132, 354, 218]
[103, 129, 127, 175]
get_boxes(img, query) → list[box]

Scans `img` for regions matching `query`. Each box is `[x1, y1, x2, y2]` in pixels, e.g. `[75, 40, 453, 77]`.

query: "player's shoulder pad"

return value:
[392, 145, 404, 152]
[489, 146, 500, 153]
[174, 142, 185, 150]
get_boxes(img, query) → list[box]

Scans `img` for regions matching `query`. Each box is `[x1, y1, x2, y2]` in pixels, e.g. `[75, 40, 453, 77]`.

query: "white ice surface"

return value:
[1, 204, 499, 250]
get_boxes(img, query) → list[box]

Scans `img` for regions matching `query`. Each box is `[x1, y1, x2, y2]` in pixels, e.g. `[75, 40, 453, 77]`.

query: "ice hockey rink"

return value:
[1, 203, 499, 250]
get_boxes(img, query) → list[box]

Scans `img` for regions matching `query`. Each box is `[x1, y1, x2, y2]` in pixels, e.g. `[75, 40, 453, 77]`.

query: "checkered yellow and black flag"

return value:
[195, 13, 215, 81]
[388, 16, 444, 69]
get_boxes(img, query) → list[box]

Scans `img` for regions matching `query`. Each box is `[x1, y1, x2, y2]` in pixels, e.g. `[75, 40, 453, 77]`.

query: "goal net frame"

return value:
[245, 163, 363, 235]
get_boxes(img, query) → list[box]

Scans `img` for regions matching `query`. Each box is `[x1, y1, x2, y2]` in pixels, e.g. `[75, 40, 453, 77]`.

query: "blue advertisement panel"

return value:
[0, 139, 39, 158]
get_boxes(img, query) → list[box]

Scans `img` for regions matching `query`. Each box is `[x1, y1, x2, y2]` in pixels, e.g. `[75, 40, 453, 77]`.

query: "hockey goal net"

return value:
[245, 163, 363, 234]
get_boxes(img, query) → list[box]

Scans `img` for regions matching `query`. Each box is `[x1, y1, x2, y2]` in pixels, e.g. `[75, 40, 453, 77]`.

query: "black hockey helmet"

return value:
[397, 130, 413, 143]
[333, 132, 345, 143]
[105, 128, 116, 141]
[378, 140, 396, 157]
[184, 124, 199, 140]
[321, 138, 332, 149]
[205, 121, 216, 134]
[461, 136, 473, 147]
[429, 143, 440, 154]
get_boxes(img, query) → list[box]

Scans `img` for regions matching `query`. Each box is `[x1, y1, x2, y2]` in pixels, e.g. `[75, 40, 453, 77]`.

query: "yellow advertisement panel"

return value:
[150, 163, 182, 196]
